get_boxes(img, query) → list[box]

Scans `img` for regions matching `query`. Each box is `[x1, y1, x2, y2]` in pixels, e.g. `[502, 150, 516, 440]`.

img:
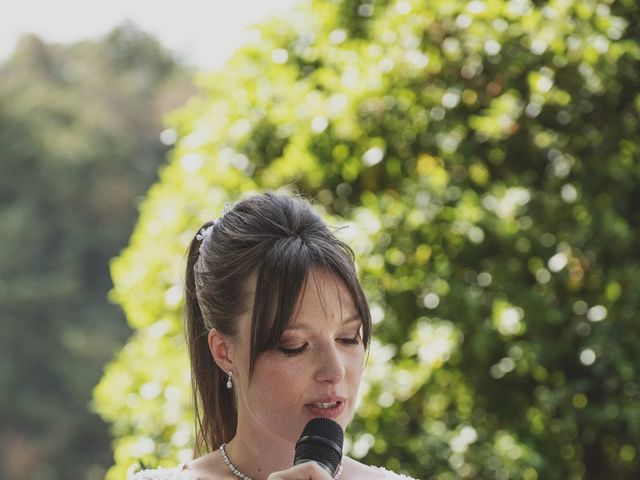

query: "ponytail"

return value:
[184, 221, 237, 455]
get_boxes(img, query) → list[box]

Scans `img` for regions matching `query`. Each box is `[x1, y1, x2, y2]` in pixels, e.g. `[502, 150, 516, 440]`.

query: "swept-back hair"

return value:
[184, 192, 371, 454]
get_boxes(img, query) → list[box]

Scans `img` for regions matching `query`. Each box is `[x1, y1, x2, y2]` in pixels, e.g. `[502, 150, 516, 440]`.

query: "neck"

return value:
[224, 424, 295, 479]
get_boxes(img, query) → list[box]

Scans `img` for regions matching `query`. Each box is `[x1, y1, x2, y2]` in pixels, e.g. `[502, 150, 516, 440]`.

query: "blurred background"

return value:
[1, 1, 639, 479]
[0, 2, 296, 479]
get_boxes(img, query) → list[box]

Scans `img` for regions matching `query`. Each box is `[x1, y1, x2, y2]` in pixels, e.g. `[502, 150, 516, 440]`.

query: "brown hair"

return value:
[184, 192, 371, 455]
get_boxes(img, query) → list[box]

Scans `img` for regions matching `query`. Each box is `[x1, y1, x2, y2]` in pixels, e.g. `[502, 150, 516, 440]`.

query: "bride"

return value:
[132, 193, 419, 480]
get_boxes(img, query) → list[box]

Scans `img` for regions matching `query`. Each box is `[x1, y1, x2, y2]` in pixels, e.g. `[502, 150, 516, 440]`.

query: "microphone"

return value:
[294, 418, 344, 476]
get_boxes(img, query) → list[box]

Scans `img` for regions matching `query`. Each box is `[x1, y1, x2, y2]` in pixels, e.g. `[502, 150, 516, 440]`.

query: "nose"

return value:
[314, 343, 346, 384]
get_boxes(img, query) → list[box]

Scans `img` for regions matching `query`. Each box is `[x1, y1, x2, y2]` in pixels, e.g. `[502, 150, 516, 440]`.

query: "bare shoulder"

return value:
[344, 457, 421, 480]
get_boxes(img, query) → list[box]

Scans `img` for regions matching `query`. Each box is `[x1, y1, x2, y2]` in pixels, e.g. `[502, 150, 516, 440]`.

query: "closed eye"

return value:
[339, 334, 361, 346]
[278, 343, 308, 357]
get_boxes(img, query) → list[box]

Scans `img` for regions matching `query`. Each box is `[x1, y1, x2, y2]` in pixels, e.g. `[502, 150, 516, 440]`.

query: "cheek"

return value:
[347, 348, 366, 381]
[249, 356, 308, 403]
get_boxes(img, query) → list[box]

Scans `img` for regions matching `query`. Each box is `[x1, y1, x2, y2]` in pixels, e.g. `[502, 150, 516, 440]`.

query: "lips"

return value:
[305, 397, 347, 419]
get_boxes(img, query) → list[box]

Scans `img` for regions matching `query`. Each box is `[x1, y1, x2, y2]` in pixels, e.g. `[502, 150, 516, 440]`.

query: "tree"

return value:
[94, 1, 640, 478]
[0, 24, 195, 480]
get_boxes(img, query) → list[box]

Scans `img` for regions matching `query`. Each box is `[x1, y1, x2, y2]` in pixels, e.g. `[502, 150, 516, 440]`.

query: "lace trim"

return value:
[371, 465, 420, 479]
[129, 463, 198, 480]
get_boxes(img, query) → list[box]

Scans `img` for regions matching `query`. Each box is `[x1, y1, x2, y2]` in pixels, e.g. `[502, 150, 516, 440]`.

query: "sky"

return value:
[1, 0, 301, 70]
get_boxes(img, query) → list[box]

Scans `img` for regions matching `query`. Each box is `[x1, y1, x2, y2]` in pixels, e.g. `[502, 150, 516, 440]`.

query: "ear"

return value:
[208, 328, 236, 374]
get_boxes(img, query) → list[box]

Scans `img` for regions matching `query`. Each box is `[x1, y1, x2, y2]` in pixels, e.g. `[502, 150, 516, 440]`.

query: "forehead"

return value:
[287, 268, 360, 328]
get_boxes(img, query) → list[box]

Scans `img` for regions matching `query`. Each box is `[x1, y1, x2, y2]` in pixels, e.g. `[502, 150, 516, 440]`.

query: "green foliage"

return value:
[95, 1, 640, 478]
[0, 24, 194, 480]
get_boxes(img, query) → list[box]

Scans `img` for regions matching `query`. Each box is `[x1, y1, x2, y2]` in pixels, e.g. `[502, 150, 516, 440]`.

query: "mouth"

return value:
[304, 399, 346, 419]
[309, 401, 341, 409]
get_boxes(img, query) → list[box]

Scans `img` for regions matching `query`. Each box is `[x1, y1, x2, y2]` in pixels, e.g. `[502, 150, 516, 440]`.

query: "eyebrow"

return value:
[285, 313, 362, 331]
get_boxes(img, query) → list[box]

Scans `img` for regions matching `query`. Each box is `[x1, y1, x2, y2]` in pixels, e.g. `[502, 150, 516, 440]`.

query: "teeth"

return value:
[312, 402, 339, 409]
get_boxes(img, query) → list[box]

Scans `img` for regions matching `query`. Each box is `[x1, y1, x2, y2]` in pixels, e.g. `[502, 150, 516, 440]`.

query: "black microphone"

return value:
[294, 418, 344, 475]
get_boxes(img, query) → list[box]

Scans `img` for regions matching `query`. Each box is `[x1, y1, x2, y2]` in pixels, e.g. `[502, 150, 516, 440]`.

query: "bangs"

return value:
[247, 234, 371, 375]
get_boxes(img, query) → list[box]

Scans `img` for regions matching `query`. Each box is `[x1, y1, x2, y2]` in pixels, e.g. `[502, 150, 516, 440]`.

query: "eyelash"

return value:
[279, 344, 308, 357]
[278, 335, 362, 357]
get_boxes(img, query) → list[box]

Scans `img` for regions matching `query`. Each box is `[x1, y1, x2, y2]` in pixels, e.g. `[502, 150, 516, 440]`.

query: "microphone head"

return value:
[294, 418, 344, 475]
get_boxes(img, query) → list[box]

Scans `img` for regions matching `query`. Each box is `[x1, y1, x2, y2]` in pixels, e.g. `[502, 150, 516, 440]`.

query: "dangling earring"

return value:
[226, 371, 233, 389]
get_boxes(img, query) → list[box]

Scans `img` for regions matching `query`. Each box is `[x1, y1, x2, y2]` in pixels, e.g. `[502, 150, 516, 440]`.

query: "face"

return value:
[230, 268, 366, 444]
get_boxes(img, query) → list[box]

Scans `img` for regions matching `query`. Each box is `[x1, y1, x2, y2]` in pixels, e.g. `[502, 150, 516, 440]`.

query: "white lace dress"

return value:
[130, 463, 420, 479]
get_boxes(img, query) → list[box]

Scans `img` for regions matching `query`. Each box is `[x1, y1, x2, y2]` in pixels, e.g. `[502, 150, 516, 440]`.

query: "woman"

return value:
[132, 193, 418, 479]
